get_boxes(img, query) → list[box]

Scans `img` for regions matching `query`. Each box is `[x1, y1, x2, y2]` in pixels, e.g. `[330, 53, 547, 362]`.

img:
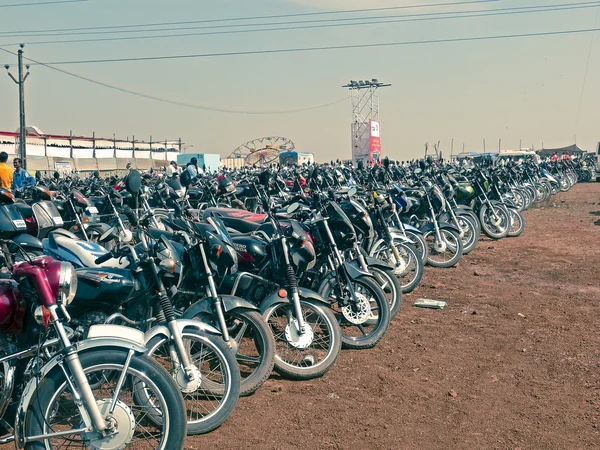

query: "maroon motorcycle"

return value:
[0, 243, 186, 449]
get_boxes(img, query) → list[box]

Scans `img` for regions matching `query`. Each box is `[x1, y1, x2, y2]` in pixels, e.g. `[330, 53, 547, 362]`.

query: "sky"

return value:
[0, 0, 599, 161]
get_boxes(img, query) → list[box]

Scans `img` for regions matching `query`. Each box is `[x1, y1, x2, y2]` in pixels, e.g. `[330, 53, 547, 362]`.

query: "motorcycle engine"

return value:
[73, 311, 110, 336]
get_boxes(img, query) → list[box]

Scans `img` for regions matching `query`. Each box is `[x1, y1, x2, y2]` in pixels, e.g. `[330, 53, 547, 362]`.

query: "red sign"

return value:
[369, 120, 381, 162]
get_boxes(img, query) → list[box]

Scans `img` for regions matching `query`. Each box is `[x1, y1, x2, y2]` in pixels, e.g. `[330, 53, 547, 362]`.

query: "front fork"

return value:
[281, 236, 306, 333]
[49, 306, 108, 434]
[447, 208, 465, 239]
[148, 262, 196, 381]
[198, 244, 231, 345]
[377, 209, 402, 265]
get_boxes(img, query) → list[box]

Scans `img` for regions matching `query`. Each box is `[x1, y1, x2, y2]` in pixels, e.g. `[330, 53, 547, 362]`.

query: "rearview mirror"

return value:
[287, 202, 300, 214]
[99, 226, 118, 243]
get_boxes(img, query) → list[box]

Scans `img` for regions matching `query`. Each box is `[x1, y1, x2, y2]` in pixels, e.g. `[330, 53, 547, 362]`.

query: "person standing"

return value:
[0, 152, 13, 190]
[166, 160, 178, 177]
[186, 157, 199, 179]
[12, 158, 35, 190]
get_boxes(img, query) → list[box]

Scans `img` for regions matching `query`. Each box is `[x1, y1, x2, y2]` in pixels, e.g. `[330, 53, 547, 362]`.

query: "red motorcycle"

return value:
[0, 244, 186, 449]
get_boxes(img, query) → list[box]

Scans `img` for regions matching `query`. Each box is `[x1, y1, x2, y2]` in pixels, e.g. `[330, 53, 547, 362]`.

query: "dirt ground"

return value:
[3, 183, 599, 449]
[189, 182, 600, 449]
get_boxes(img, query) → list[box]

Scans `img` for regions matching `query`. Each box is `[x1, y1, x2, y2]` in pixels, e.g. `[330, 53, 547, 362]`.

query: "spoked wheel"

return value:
[455, 214, 479, 254]
[369, 267, 402, 320]
[507, 208, 525, 237]
[195, 310, 275, 397]
[319, 275, 391, 350]
[424, 228, 463, 268]
[145, 330, 240, 435]
[369, 240, 423, 294]
[404, 230, 428, 263]
[25, 349, 187, 450]
[534, 183, 546, 202]
[263, 300, 341, 380]
[479, 203, 510, 239]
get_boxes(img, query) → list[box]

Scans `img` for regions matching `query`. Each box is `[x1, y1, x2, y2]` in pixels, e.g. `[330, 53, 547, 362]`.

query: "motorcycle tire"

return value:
[318, 275, 391, 350]
[25, 349, 187, 450]
[479, 203, 510, 239]
[194, 309, 275, 397]
[423, 228, 463, 268]
[145, 329, 241, 435]
[369, 266, 402, 320]
[507, 208, 525, 237]
[263, 299, 341, 380]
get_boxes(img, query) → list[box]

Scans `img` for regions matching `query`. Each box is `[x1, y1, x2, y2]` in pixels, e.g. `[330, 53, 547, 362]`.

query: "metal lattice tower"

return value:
[343, 79, 391, 164]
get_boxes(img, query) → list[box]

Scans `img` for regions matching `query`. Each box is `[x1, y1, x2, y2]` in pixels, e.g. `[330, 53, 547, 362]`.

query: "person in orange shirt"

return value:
[0, 152, 13, 190]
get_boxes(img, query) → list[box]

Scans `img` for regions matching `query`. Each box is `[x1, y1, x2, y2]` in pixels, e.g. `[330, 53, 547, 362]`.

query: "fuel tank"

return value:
[69, 268, 137, 314]
[0, 281, 25, 335]
[231, 236, 268, 268]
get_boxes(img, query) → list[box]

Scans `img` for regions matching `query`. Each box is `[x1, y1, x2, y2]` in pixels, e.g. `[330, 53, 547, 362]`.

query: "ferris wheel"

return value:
[229, 136, 295, 165]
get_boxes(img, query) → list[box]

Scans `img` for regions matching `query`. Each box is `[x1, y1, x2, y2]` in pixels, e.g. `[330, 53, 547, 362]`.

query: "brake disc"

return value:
[341, 292, 371, 325]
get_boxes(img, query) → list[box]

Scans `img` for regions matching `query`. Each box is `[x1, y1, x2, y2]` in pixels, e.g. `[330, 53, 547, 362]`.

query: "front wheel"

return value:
[318, 275, 391, 350]
[369, 240, 424, 294]
[145, 329, 241, 435]
[479, 203, 510, 239]
[25, 349, 187, 450]
[369, 267, 402, 320]
[507, 208, 525, 237]
[263, 299, 341, 380]
[455, 214, 480, 254]
[424, 228, 463, 268]
[194, 309, 275, 397]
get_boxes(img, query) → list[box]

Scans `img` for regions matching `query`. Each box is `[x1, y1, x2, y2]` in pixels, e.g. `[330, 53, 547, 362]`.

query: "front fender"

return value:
[259, 289, 290, 313]
[402, 223, 423, 234]
[297, 287, 331, 307]
[343, 261, 374, 281]
[14, 326, 147, 449]
[362, 255, 394, 271]
[182, 295, 260, 319]
[419, 221, 461, 234]
[390, 232, 414, 244]
[260, 287, 330, 313]
[144, 319, 222, 342]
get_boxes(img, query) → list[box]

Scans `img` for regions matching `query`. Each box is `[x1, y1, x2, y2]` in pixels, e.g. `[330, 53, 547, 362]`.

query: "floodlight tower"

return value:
[343, 78, 391, 166]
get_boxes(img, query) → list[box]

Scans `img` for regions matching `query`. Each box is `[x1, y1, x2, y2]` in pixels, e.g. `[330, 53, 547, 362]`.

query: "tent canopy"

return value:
[537, 144, 585, 157]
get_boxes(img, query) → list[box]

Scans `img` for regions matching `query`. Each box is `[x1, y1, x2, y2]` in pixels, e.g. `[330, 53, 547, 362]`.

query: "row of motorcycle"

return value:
[0, 155, 588, 448]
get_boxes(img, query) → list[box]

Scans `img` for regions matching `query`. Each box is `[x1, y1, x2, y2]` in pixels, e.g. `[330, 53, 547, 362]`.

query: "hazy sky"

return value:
[0, 0, 599, 161]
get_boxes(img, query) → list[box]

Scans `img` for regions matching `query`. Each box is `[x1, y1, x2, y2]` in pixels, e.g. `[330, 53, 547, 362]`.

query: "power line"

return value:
[0, 1, 510, 37]
[0, 47, 349, 115]
[0, 0, 87, 7]
[4, 0, 600, 43]
[1, 2, 597, 47]
[0, 0, 499, 35]
[13, 26, 600, 67]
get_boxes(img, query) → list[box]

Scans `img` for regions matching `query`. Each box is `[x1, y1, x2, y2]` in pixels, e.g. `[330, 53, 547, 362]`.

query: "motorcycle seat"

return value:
[219, 217, 262, 234]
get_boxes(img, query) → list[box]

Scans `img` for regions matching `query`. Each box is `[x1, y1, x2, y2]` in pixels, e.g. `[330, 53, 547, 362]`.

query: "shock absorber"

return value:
[158, 293, 176, 322]
[286, 265, 297, 290]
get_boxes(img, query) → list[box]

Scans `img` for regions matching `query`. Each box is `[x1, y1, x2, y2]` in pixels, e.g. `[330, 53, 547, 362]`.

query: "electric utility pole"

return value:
[5, 44, 30, 170]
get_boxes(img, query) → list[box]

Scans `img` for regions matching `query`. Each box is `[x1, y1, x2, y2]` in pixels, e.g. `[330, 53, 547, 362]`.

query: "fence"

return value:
[0, 132, 180, 175]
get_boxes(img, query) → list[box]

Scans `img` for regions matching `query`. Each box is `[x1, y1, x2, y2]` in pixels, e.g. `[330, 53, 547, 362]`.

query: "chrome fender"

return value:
[14, 326, 147, 449]
[144, 319, 222, 342]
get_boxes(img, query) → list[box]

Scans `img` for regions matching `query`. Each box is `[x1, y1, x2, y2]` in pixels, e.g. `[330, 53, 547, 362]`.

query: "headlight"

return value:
[58, 262, 78, 304]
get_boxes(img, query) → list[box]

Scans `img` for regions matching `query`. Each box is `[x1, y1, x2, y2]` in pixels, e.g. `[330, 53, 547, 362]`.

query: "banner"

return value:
[369, 120, 381, 162]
